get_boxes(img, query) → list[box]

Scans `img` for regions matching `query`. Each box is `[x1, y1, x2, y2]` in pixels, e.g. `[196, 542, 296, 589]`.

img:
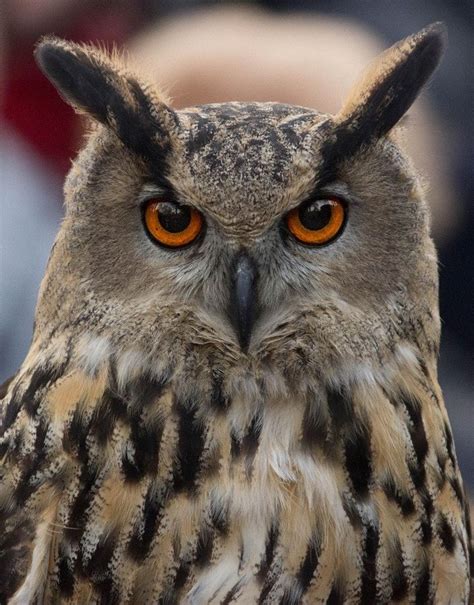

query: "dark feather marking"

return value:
[257, 580, 274, 605]
[238, 541, 245, 572]
[127, 482, 168, 561]
[191, 499, 230, 569]
[230, 431, 241, 459]
[239, 412, 262, 480]
[344, 423, 372, 498]
[81, 529, 118, 584]
[408, 459, 426, 491]
[202, 442, 221, 479]
[194, 524, 214, 567]
[65, 463, 101, 543]
[36, 43, 111, 123]
[342, 495, 363, 529]
[0, 396, 22, 447]
[35, 42, 174, 188]
[187, 116, 217, 155]
[420, 518, 432, 545]
[14, 417, 49, 503]
[241, 412, 262, 458]
[23, 364, 64, 417]
[418, 485, 434, 545]
[173, 398, 205, 492]
[210, 498, 230, 536]
[229, 412, 262, 478]
[297, 541, 320, 593]
[57, 542, 75, 597]
[435, 454, 447, 489]
[415, 561, 431, 605]
[318, 24, 446, 183]
[121, 78, 172, 168]
[81, 531, 117, 582]
[127, 374, 168, 412]
[173, 559, 191, 591]
[326, 385, 352, 431]
[90, 389, 128, 446]
[327, 584, 345, 605]
[267, 129, 291, 182]
[279, 120, 308, 146]
[107, 358, 120, 393]
[210, 370, 230, 412]
[154, 564, 188, 605]
[438, 513, 456, 553]
[0, 426, 24, 463]
[257, 523, 279, 582]
[449, 476, 464, 507]
[417, 357, 430, 378]
[463, 498, 472, 544]
[301, 390, 329, 450]
[419, 485, 434, 514]
[390, 540, 408, 601]
[444, 422, 457, 471]
[221, 581, 242, 605]
[401, 394, 428, 467]
[0, 518, 32, 601]
[463, 499, 473, 578]
[96, 577, 120, 605]
[360, 523, 379, 604]
[0, 519, 30, 551]
[119, 375, 167, 481]
[257, 524, 281, 605]
[122, 413, 164, 482]
[159, 589, 177, 605]
[63, 406, 90, 463]
[382, 476, 416, 516]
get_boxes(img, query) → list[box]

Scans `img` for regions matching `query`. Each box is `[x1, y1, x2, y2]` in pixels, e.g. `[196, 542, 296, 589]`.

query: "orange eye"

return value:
[286, 197, 346, 245]
[144, 198, 203, 248]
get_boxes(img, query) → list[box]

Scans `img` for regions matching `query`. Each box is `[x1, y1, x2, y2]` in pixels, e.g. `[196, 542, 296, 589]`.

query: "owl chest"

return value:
[110, 389, 346, 596]
[159, 394, 355, 603]
[28, 388, 324, 599]
[11, 372, 470, 603]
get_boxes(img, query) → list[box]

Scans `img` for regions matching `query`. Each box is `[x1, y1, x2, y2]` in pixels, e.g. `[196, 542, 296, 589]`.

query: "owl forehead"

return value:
[170, 102, 328, 234]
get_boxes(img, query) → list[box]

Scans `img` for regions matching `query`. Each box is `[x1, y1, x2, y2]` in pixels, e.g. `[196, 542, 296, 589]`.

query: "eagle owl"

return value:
[0, 22, 471, 604]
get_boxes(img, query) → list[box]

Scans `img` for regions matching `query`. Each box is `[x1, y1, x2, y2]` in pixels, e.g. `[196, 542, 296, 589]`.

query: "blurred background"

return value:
[0, 1, 472, 488]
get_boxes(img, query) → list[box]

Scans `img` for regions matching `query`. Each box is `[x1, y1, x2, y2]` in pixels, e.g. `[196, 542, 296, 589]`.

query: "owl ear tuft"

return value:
[35, 37, 176, 165]
[330, 23, 446, 160]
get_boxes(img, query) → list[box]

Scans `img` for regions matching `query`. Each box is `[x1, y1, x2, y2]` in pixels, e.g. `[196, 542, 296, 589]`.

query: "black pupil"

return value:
[299, 200, 333, 230]
[157, 202, 191, 233]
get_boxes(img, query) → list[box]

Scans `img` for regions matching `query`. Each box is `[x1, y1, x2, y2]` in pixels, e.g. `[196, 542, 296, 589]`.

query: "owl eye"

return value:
[143, 198, 203, 248]
[286, 197, 346, 245]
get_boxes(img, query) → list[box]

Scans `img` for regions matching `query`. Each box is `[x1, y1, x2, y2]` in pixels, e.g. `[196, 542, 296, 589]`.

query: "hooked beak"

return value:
[229, 251, 258, 352]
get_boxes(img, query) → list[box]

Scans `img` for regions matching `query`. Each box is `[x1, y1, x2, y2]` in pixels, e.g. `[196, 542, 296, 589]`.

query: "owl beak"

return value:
[230, 251, 258, 352]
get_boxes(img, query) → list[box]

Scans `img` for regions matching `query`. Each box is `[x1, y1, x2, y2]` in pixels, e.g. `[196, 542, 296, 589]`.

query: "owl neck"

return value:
[5, 333, 442, 498]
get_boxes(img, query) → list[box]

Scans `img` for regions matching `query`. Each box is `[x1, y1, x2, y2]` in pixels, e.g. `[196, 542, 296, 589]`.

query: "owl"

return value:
[0, 22, 471, 605]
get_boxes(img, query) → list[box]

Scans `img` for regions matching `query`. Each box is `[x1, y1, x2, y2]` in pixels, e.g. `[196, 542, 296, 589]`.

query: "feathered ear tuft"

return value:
[322, 23, 446, 170]
[35, 37, 176, 165]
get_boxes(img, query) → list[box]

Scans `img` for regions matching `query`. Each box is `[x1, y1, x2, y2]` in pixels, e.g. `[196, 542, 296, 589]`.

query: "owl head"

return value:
[32, 25, 445, 392]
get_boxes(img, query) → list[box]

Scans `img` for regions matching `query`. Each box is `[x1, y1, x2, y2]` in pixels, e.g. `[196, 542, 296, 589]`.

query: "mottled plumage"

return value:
[0, 23, 471, 604]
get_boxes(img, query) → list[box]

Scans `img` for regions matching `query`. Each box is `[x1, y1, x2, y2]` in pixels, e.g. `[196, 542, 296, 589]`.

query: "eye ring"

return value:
[143, 198, 203, 248]
[285, 197, 346, 246]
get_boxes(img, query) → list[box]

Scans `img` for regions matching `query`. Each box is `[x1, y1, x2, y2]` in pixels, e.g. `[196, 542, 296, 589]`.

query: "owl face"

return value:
[34, 27, 443, 383]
